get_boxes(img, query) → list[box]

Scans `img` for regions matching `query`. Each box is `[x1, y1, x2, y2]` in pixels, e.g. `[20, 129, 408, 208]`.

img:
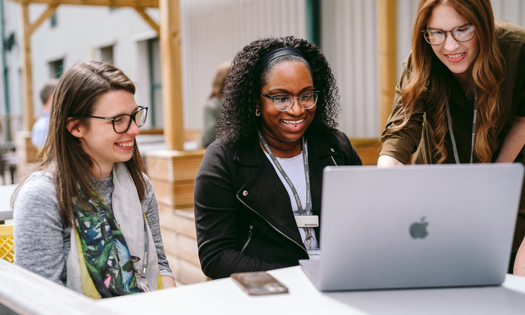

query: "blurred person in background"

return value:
[201, 62, 231, 147]
[31, 79, 58, 150]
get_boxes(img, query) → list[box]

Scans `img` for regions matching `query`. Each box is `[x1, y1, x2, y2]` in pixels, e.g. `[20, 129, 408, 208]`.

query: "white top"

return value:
[31, 111, 50, 149]
[264, 143, 319, 250]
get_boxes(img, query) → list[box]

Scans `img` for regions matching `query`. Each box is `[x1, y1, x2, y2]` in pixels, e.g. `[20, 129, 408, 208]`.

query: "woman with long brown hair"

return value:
[378, 0, 525, 274]
[13, 61, 176, 297]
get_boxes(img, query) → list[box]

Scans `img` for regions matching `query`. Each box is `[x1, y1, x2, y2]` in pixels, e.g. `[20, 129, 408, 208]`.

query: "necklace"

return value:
[464, 81, 475, 99]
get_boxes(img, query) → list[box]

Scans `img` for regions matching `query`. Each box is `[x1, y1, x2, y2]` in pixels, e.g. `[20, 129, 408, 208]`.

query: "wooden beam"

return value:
[134, 6, 160, 36]
[10, 0, 158, 7]
[378, 0, 397, 133]
[20, 3, 34, 132]
[29, 4, 58, 35]
[159, 0, 183, 151]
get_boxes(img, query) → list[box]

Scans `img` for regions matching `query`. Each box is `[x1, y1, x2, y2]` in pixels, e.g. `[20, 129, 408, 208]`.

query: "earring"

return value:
[255, 109, 261, 117]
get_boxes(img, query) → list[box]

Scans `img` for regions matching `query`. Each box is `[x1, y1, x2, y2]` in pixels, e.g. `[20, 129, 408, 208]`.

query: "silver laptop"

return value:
[300, 164, 524, 291]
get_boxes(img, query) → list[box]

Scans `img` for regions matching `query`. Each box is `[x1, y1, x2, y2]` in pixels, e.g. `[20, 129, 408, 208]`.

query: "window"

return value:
[147, 38, 163, 128]
[50, 12, 57, 28]
[99, 45, 114, 65]
[49, 59, 64, 78]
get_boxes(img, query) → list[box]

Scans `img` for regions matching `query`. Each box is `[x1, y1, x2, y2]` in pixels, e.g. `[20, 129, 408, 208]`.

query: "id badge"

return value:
[135, 274, 153, 292]
[307, 249, 321, 260]
[295, 215, 319, 228]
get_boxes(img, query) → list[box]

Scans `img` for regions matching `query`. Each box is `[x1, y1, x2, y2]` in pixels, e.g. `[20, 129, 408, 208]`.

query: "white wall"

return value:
[28, 4, 159, 122]
[179, 0, 307, 130]
[321, 0, 378, 138]
[2, 0, 523, 142]
[0, 0, 307, 138]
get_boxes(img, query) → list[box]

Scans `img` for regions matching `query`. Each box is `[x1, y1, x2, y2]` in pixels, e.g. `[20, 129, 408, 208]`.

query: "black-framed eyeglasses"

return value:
[87, 106, 148, 134]
[262, 91, 319, 112]
[422, 24, 475, 45]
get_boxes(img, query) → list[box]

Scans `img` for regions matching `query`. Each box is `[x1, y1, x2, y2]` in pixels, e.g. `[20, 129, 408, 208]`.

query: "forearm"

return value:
[377, 155, 405, 168]
[161, 275, 176, 289]
[514, 237, 525, 276]
[496, 116, 525, 163]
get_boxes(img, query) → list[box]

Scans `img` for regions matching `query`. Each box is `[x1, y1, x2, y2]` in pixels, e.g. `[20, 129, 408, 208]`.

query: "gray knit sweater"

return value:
[13, 171, 173, 285]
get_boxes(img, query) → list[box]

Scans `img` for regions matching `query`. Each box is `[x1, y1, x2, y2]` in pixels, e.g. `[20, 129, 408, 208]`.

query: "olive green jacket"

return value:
[381, 20, 525, 252]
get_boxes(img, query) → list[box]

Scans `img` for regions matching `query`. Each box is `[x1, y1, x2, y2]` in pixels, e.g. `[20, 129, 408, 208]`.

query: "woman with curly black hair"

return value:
[194, 36, 362, 279]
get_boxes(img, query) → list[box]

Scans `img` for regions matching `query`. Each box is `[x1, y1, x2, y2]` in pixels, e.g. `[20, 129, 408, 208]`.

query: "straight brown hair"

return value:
[13, 61, 147, 227]
[388, 0, 504, 163]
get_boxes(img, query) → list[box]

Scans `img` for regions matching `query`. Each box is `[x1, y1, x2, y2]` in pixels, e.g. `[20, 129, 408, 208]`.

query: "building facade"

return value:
[0, 0, 523, 144]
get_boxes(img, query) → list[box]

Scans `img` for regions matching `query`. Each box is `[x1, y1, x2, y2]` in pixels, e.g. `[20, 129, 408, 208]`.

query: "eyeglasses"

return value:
[422, 24, 475, 45]
[87, 106, 148, 134]
[262, 91, 319, 112]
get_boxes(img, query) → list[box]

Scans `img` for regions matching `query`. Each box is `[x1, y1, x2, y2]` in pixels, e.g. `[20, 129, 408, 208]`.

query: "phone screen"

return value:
[231, 271, 289, 296]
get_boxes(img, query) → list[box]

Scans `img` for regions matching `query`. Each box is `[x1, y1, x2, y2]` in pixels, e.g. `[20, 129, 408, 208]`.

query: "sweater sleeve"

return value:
[380, 53, 426, 164]
[13, 173, 66, 285]
[142, 175, 173, 279]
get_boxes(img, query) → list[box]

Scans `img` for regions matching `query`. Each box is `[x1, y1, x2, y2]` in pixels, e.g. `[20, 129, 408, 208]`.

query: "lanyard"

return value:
[445, 92, 477, 164]
[130, 213, 151, 291]
[140, 213, 149, 277]
[257, 129, 314, 247]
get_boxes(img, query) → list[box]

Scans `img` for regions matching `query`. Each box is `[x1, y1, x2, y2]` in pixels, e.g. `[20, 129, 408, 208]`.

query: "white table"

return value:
[0, 184, 16, 221]
[99, 266, 525, 315]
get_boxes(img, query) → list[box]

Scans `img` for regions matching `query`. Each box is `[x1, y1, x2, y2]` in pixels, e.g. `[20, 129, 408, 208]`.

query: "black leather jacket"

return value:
[194, 128, 362, 279]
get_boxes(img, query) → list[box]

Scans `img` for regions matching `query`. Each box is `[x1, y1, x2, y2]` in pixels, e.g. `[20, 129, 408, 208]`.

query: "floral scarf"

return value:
[73, 191, 142, 297]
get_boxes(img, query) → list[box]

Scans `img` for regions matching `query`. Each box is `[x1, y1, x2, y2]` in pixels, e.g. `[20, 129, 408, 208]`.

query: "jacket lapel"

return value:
[233, 137, 304, 248]
[232, 130, 339, 249]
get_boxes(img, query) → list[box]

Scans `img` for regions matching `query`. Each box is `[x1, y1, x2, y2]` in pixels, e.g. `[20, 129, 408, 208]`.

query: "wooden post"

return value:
[20, 3, 33, 131]
[378, 0, 397, 132]
[159, 0, 184, 151]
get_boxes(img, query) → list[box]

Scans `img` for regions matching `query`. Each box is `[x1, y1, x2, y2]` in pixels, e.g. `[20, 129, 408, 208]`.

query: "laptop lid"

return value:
[314, 164, 524, 291]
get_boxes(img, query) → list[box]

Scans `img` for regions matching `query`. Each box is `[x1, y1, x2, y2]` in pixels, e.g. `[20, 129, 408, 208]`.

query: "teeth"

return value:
[447, 53, 464, 59]
[117, 143, 133, 147]
[282, 119, 304, 125]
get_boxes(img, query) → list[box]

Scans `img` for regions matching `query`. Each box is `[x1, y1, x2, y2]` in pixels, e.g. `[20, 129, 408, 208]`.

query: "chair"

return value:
[0, 142, 16, 185]
[0, 224, 14, 263]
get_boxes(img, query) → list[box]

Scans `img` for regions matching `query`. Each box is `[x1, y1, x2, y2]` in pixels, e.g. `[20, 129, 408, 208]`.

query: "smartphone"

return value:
[231, 271, 289, 296]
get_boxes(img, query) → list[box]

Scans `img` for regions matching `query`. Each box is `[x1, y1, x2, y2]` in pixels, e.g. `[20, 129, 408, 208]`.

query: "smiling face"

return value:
[72, 89, 140, 178]
[427, 3, 479, 81]
[258, 61, 315, 155]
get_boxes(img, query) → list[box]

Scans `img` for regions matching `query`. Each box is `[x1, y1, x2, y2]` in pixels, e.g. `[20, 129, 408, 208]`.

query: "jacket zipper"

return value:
[237, 196, 308, 255]
[331, 156, 338, 166]
[240, 225, 253, 254]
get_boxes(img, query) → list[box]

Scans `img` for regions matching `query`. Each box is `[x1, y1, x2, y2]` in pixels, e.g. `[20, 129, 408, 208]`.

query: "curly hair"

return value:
[217, 36, 341, 144]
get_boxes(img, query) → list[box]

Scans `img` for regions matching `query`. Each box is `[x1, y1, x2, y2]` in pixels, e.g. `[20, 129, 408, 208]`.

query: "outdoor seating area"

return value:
[1, 0, 525, 314]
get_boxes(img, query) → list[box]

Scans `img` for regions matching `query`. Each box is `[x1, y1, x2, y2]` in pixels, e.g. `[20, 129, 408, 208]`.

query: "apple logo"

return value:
[410, 217, 428, 239]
